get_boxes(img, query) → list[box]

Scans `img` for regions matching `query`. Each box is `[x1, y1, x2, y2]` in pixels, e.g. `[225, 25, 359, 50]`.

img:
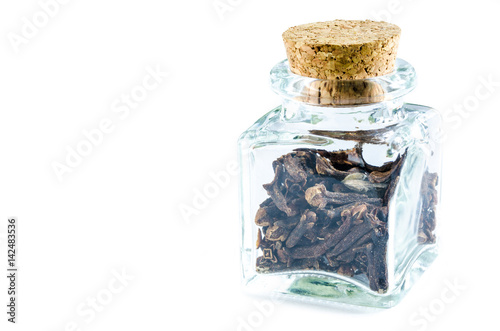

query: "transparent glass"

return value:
[238, 59, 442, 308]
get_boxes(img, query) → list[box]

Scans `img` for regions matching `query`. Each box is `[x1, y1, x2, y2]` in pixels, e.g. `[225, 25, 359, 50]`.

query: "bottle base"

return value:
[243, 245, 437, 309]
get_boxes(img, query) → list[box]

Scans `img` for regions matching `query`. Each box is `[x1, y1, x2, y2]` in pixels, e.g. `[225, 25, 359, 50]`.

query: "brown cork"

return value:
[297, 80, 385, 106]
[283, 20, 401, 80]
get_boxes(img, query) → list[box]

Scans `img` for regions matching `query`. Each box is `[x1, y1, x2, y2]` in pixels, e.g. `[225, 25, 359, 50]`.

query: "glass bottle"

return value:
[238, 20, 442, 308]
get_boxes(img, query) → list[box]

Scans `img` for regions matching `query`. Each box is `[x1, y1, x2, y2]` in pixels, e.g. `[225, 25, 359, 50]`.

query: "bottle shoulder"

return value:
[238, 106, 283, 143]
[404, 103, 442, 124]
[239, 103, 441, 147]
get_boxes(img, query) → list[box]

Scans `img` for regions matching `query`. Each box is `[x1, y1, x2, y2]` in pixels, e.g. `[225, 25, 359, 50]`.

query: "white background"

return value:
[0, 0, 499, 330]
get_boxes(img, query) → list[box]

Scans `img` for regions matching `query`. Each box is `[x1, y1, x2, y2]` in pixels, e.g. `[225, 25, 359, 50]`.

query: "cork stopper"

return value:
[299, 80, 384, 106]
[283, 20, 401, 80]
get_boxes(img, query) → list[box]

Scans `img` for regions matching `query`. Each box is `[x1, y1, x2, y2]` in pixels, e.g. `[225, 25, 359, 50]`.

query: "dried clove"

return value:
[315, 154, 350, 179]
[326, 219, 373, 257]
[290, 210, 352, 259]
[342, 173, 387, 193]
[286, 210, 317, 248]
[305, 184, 382, 208]
[418, 171, 438, 244]
[254, 147, 438, 294]
[265, 223, 290, 242]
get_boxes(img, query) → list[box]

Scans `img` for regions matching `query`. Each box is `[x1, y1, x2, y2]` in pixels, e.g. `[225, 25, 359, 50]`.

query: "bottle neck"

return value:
[271, 58, 416, 131]
[280, 97, 407, 131]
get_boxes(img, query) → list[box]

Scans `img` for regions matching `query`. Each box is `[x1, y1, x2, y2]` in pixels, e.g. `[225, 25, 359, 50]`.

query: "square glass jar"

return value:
[238, 58, 442, 308]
